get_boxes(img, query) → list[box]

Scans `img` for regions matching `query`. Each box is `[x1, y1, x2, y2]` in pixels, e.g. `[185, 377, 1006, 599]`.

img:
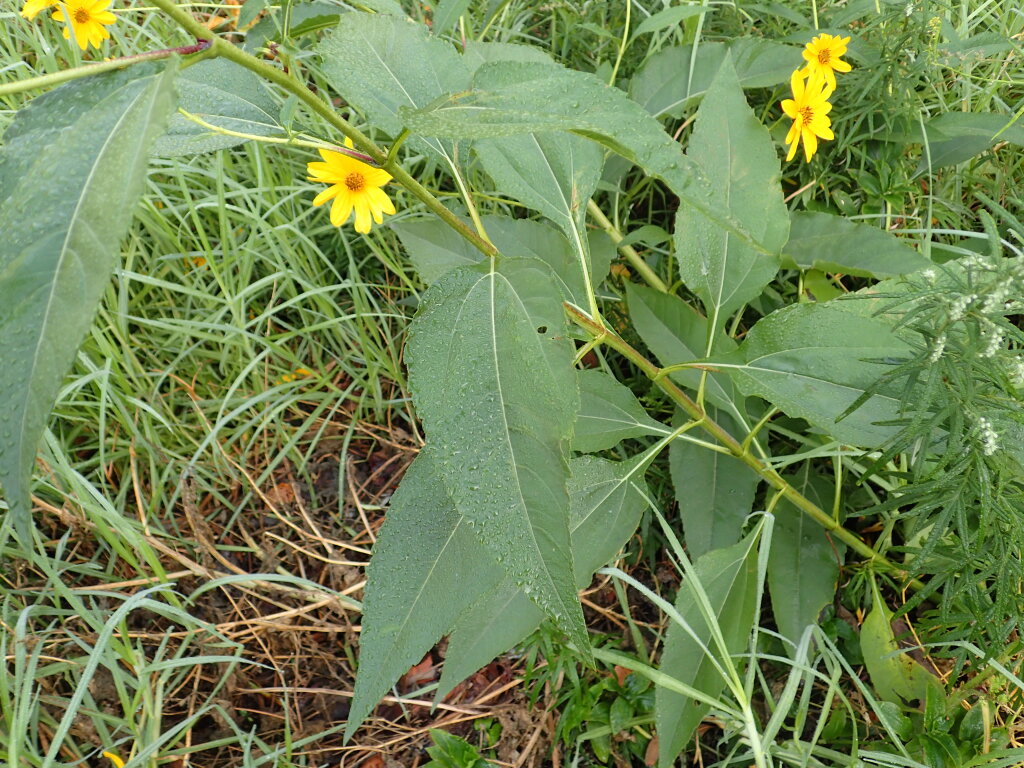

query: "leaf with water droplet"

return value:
[0, 62, 178, 542]
[407, 256, 589, 659]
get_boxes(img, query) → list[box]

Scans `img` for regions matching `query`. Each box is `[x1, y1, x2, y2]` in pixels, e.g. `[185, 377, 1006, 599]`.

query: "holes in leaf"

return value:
[536, 326, 548, 334]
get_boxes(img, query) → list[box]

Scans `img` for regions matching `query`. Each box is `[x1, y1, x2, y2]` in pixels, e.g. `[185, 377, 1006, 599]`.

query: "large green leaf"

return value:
[669, 406, 758, 559]
[676, 57, 788, 333]
[656, 528, 762, 768]
[631, 40, 798, 119]
[432, 0, 472, 35]
[475, 132, 603, 300]
[0, 63, 177, 541]
[436, 454, 650, 698]
[151, 58, 280, 157]
[573, 370, 669, 453]
[914, 112, 1024, 172]
[345, 447, 504, 737]
[400, 59, 770, 254]
[316, 13, 470, 160]
[394, 214, 610, 307]
[406, 257, 588, 654]
[782, 212, 932, 278]
[624, 283, 743, 424]
[767, 465, 844, 649]
[720, 303, 914, 448]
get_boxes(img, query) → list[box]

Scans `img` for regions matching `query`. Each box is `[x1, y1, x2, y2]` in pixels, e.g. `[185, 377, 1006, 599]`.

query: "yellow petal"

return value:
[102, 752, 126, 768]
[363, 167, 393, 187]
[329, 191, 353, 227]
[353, 200, 372, 234]
[368, 186, 396, 216]
[786, 133, 799, 161]
[781, 98, 797, 119]
[790, 69, 805, 99]
[832, 59, 852, 73]
[312, 186, 337, 207]
[784, 120, 800, 146]
[814, 123, 835, 140]
[801, 127, 818, 161]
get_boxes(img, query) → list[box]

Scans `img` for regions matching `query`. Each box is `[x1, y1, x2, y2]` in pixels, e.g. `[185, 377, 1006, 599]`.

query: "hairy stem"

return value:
[565, 302, 925, 591]
[146, 0, 498, 259]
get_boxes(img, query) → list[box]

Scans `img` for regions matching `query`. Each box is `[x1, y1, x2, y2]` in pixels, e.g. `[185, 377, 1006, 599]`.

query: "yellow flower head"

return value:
[52, 0, 116, 50]
[800, 33, 852, 92]
[20, 0, 57, 19]
[781, 70, 835, 162]
[307, 139, 395, 234]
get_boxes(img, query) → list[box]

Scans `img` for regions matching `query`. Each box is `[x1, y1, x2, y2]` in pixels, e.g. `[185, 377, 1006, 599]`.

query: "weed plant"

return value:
[1, 0, 1023, 766]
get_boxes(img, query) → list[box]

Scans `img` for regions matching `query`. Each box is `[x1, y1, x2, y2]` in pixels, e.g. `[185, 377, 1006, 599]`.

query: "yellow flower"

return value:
[102, 752, 126, 768]
[781, 70, 835, 162]
[800, 33, 852, 92]
[52, 0, 116, 51]
[307, 139, 395, 234]
[20, 0, 56, 19]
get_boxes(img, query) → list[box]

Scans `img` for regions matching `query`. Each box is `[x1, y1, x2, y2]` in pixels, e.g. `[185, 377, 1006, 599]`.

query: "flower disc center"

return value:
[817, 49, 831, 65]
[73, 7, 90, 22]
[799, 106, 815, 125]
[344, 172, 365, 192]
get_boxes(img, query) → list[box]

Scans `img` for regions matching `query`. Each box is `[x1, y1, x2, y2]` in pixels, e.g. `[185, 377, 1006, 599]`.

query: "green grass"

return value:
[2, 0, 1024, 765]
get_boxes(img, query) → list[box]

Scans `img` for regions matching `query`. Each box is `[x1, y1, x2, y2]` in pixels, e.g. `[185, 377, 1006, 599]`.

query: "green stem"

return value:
[564, 302, 925, 592]
[0, 39, 212, 98]
[147, 0, 498, 259]
[587, 199, 669, 293]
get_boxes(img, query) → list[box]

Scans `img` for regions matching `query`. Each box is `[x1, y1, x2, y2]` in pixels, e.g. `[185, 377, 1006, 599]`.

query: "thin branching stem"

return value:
[565, 301, 926, 592]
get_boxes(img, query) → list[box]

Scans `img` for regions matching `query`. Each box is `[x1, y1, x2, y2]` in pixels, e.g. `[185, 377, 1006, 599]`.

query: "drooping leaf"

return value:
[406, 257, 588, 655]
[782, 211, 932, 278]
[244, 1, 345, 51]
[573, 370, 669, 453]
[346, 447, 504, 738]
[400, 59, 770, 254]
[669, 406, 758, 559]
[767, 464, 845, 649]
[394, 214, 610, 307]
[861, 576, 942, 706]
[676, 57, 788, 332]
[624, 283, 743, 423]
[152, 58, 280, 157]
[656, 527, 762, 768]
[721, 303, 915, 448]
[437, 454, 650, 698]
[0, 63, 177, 542]
[317, 13, 470, 160]
[631, 40, 798, 119]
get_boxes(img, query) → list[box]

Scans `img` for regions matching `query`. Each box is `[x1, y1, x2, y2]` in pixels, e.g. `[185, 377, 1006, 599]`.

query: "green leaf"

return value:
[244, 1, 344, 51]
[152, 58, 280, 157]
[0, 63, 177, 542]
[631, 40, 799, 119]
[669, 406, 758, 559]
[399, 59, 770, 254]
[462, 40, 554, 73]
[861, 576, 941, 706]
[573, 370, 669, 453]
[656, 528, 762, 768]
[475, 131, 603, 274]
[395, 215, 610, 307]
[782, 212, 932, 278]
[624, 283, 743, 422]
[317, 13, 471, 160]
[916, 112, 1024, 172]
[432, 0, 473, 35]
[722, 303, 914, 448]
[767, 464, 844, 648]
[406, 257, 588, 655]
[346, 447, 504, 738]
[676, 57, 788, 332]
[631, 5, 709, 40]
[437, 454, 650, 698]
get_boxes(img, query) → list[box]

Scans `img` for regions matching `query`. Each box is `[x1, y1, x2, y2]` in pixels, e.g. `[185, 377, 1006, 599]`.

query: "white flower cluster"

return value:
[947, 293, 975, 323]
[976, 416, 999, 456]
